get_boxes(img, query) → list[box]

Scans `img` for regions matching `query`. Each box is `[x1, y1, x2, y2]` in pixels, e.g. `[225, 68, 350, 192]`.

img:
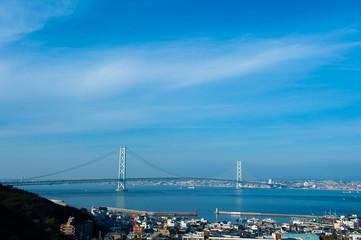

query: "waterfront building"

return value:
[133, 223, 144, 234]
[60, 216, 93, 240]
[60, 217, 76, 237]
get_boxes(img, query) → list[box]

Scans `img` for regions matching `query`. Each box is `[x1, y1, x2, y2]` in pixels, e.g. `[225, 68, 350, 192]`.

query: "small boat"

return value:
[262, 218, 276, 224]
[247, 217, 259, 223]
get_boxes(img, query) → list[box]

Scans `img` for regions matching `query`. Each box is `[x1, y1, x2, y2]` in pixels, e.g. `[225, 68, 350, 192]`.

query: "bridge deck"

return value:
[1, 177, 243, 186]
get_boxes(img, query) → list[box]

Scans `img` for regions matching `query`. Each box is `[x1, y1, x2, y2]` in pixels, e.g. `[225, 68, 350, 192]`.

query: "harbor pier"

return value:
[215, 210, 317, 219]
[107, 207, 198, 217]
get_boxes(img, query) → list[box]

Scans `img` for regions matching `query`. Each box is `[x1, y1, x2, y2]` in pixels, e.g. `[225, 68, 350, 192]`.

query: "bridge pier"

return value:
[116, 146, 127, 191]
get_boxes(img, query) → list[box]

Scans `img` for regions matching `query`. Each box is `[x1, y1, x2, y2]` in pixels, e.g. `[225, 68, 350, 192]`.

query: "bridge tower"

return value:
[236, 160, 242, 189]
[116, 146, 126, 191]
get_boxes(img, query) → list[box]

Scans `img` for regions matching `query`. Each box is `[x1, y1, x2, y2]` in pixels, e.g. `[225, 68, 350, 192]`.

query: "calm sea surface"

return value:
[21, 185, 361, 222]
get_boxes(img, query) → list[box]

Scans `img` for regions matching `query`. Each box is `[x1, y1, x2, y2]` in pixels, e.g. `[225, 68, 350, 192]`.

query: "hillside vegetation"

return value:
[0, 184, 94, 240]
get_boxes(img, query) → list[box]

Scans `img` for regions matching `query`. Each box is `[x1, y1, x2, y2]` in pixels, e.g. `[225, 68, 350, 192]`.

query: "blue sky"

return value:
[1, 0, 361, 180]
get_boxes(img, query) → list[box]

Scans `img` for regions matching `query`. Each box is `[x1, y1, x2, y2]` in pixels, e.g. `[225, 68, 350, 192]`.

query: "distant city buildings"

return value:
[123, 179, 361, 191]
[89, 206, 361, 240]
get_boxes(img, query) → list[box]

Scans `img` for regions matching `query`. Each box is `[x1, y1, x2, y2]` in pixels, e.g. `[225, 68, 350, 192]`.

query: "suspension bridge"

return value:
[2, 146, 275, 191]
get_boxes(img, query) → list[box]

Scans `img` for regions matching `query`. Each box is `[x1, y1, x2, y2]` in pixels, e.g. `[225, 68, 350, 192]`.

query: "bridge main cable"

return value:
[24, 149, 119, 181]
[126, 148, 184, 178]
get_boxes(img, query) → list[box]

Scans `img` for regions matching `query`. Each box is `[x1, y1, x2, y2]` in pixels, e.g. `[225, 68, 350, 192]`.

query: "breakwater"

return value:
[107, 207, 198, 217]
[215, 210, 317, 219]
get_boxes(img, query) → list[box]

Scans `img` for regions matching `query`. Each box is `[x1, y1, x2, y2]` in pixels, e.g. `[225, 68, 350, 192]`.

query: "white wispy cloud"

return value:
[69, 38, 361, 97]
[0, 0, 76, 45]
[0, 30, 360, 136]
[2, 33, 360, 101]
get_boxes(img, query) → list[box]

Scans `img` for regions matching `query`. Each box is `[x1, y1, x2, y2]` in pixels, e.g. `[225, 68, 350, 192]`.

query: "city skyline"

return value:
[1, 0, 361, 180]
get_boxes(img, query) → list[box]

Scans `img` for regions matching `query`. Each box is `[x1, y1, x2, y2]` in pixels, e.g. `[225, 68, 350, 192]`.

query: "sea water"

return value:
[21, 185, 361, 222]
